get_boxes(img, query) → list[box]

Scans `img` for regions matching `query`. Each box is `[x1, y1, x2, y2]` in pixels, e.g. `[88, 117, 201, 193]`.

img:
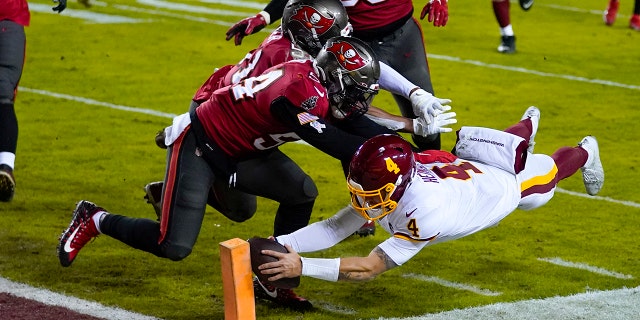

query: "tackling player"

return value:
[226, 0, 451, 151]
[56, 36, 454, 311]
[254, 107, 605, 286]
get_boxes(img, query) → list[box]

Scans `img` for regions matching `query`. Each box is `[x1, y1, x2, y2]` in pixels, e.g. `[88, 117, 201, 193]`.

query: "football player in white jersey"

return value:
[254, 106, 604, 283]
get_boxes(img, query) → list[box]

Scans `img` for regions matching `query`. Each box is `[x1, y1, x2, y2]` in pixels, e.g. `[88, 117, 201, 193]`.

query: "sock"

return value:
[493, 0, 511, 28]
[504, 118, 532, 141]
[92, 211, 108, 234]
[0, 103, 18, 154]
[501, 25, 514, 37]
[551, 146, 589, 181]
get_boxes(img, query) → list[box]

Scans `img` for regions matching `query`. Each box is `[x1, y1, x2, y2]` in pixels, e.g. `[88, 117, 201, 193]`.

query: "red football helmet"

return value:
[347, 134, 416, 220]
[282, 0, 352, 57]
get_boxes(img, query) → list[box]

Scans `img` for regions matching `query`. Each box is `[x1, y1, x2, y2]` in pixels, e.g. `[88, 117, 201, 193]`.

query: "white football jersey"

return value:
[377, 158, 521, 266]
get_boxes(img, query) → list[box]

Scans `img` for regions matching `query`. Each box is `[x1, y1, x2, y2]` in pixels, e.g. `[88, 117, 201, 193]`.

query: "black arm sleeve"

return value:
[264, 0, 288, 24]
[270, 98, 366, 163]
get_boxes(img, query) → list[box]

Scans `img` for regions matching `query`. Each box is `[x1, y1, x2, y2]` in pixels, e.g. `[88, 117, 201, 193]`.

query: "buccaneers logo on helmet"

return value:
[324, 40, 370, 72]
[289, 5, 336, 36]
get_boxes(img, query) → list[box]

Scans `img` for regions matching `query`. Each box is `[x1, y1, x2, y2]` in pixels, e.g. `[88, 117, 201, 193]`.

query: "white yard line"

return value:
[379, 285, 640, 320]
[538, 257, 634, 280]
[0, 276, 160, 320]
[403, 274, 502, 296]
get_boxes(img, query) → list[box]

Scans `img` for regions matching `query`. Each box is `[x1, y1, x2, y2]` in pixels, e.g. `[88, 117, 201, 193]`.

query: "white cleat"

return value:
[578, 136, 604, 196]
[520, 106, 540, 153]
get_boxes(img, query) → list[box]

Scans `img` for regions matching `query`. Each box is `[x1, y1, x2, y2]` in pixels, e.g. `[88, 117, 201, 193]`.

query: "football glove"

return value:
[409, 88, 452, 121]
[420, 0, 449, 27]
[52, 0, 67, 13]
[225, 12, 269, 46]
[412, 110, 457, 136]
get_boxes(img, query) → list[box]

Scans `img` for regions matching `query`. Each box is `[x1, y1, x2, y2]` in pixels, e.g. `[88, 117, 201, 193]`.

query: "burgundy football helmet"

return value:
[314, 36, 380, 120]
[347, 134, 416, 220]
[282, 0, 352, 57]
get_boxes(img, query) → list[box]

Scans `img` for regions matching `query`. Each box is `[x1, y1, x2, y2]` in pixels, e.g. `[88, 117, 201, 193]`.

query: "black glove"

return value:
[52, 0, 67, 13]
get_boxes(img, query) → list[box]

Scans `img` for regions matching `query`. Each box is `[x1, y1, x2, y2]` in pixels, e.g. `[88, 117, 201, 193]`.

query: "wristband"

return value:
[300, 257, 340, 282]
[258, 11, 271, 25]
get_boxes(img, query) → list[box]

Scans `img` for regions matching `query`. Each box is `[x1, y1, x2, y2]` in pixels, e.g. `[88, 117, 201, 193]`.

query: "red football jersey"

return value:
[193, 28, 308, 103]
[0, 0, 30, 26]
[195, 60, 330, 159]
[340, 0, 413, 31]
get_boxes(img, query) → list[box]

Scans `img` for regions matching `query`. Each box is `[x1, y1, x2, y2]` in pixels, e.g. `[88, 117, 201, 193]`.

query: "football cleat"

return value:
[0, 164, 15, 202]
[603, 0, 619, 25]
[144, 181, 164, 220]
[520, 106, 540, 153]
[57, 200, 103, 267]
[497, 35, 516, 54]
[519, 0, 534, 11]
[578, 136, 604, 196]
[630, 14, 640, 31]
[354, 220, 375, 237]
[253, 278, 313, 311]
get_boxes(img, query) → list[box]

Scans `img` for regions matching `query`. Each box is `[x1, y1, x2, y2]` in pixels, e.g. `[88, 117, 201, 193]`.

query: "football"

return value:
[248, 237, 301, 289]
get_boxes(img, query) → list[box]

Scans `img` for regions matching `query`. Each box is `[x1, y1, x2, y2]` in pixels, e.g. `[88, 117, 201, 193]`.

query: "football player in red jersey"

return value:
[226, 0, 450, 151]
[145, 0, 455, 238]
[57, 37, 453, 311]
[0, 0, 66, 202]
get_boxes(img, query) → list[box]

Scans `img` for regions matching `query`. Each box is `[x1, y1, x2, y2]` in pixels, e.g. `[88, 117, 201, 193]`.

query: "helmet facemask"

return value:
[314, 36, 380, 120]
[347, 178, 400, 221]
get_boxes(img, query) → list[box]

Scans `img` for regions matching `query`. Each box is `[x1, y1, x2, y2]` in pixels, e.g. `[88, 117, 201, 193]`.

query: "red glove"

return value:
[420, 0, 449, 27]
[225, 13, 268, 46]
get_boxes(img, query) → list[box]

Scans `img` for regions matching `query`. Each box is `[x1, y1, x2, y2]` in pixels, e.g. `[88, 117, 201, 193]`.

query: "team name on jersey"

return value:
[416, 164, 439, 183]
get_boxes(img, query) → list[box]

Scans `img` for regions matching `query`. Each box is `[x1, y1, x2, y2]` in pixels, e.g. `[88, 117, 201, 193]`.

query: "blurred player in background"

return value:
[255, 107, 605, 287]
[492, 0, 534, 54]
[604, 0, 640, 30]
[0, 0, 66, 202]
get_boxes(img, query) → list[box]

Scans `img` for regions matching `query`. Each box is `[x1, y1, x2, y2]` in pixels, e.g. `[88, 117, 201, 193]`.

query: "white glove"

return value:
[412, 111, 457, 136]
[410, 88, 452, 120]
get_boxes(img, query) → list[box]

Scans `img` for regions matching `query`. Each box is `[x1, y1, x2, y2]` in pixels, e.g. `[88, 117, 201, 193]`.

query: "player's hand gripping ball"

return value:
[248, 237, 301, 289]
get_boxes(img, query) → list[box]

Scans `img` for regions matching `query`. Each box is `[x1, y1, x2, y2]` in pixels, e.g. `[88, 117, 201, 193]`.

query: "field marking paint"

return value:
[19, 87, 178, 119]
[0, 276, 160, 320]
[313, 300, 357, 315]
[29, 4, 148, 24]
[379, 285, 640, 320]
[402, 273, 502, 296]
[135, 0, 256, 17]
[556, 187, 640, 208]
[429, 54, 640, 91]
[538, 257, 634, 280]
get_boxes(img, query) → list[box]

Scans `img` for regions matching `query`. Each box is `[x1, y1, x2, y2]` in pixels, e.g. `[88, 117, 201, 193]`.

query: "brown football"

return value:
[248, 237, 301, 289]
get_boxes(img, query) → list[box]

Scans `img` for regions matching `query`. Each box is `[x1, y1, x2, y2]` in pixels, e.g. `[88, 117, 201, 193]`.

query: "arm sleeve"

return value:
[263, 0, 288, 24]
[270, 98, 367, 162]
[378, 62, 417, 98]
[276, 206, 367, 253]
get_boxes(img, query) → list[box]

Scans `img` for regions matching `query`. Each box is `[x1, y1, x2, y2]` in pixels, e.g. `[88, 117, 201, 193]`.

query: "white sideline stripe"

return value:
[29, 4, 147, 24]
[314, 300, 357, 315]
[135, 0, 255, 17]
[538, 257, 634, 280]
[378, 286, 640, 320]
[402, 274, 502, 296]
[18, 87, 178, 119]
[18, 86, 640, 210]
[556, 187, 640, 208]
[0, 276, 161, 320]
[429, 54, 640, 91]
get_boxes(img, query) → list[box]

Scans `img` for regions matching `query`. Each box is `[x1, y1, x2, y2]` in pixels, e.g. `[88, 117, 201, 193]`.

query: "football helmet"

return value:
[282, 0, 352, 57]
[347, 134, 415, 220]
[314, 36, 380, 120]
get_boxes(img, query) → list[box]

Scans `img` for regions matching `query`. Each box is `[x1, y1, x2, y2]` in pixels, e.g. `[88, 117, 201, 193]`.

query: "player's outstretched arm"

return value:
[258, 246, 398, 282]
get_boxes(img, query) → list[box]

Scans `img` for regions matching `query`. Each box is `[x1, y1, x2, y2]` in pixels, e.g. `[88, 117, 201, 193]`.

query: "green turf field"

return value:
[1, 0, 638, 319]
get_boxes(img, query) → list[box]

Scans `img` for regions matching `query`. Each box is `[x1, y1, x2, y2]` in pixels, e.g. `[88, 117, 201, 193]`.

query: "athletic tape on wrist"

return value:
[300, 257, 340, 282]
